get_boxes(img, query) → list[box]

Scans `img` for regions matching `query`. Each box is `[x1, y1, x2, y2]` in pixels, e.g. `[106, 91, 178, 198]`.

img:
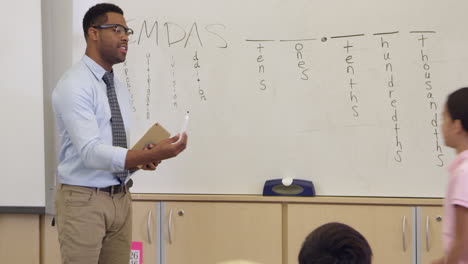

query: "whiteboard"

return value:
[1, 0, 45, 208]
[70, 0, 468, 197]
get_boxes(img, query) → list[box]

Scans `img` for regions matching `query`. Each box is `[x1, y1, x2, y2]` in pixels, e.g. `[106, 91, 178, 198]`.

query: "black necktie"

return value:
[102, 71, 129, 184]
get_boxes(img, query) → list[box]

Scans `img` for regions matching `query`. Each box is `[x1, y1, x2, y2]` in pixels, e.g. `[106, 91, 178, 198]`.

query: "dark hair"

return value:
[82, 3, 124, 38]
[447, 87, 468, 132]
[298, 222, 372, 264]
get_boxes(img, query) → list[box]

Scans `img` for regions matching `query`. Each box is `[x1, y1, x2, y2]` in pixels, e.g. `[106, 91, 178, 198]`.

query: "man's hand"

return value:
[124, 133, 188, 170]
[141, 144, 161, 171]
[150, 133, 188, 161]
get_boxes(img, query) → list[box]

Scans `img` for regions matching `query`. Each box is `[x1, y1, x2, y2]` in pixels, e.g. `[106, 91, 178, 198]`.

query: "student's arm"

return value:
[124, 133, 188, 169]
[445, 205, 468, 264]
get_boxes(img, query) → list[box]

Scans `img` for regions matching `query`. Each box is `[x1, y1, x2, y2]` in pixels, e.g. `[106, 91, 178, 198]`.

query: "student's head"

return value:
[443, 87, 468, 148]
[298, 222, 372, 264]
[82, 3, 132, 70]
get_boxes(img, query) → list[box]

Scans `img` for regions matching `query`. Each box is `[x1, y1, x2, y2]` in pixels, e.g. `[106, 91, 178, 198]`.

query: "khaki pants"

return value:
[55, 184, 132, 264]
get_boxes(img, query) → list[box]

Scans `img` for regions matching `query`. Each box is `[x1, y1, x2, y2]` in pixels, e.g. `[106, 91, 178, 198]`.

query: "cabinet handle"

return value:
[168, 208, 173, 245]
[402, 215, 407, 252]
[147, 210, 152, 244]
[426, 216, 430, 252]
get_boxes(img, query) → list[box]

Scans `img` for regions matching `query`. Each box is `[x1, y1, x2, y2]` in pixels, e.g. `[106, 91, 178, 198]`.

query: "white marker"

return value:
[180, 111, 190, 135]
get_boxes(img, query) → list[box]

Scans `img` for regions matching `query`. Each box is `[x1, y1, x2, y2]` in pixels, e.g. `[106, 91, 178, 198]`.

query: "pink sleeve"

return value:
[451, 165, 468, 208]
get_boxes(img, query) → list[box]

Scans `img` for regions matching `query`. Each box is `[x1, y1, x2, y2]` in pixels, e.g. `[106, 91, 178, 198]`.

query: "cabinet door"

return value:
[0, 214, 40, 264]
[419, 206, 444, 264]
[163, 202, 282, 264]
[132, 201, 159, 264]
[287, 204, 413, 264]
[40, 214, 62, 264]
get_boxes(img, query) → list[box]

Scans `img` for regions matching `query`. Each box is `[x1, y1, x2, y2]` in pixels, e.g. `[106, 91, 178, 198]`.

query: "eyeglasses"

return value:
[93, 24, 134, 36]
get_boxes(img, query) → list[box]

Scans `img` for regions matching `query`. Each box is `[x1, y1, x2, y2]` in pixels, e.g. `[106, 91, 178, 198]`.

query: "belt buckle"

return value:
[110, 185, 115, 196]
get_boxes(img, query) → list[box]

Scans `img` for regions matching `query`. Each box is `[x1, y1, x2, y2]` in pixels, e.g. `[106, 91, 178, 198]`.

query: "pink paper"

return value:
[130, 241, 143, 264]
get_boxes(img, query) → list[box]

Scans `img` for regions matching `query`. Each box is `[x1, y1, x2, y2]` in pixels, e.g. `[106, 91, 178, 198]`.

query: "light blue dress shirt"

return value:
[52, 55, 132, 188]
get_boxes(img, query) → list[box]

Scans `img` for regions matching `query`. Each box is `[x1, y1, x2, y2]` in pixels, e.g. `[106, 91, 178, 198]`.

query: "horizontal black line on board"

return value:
[330, 34, 365, 39]
[279, 38, 317, 42]
[410, 31, 436, 33]
[246, 31, 434, 41]
[342, 123, 378, 128]
[373, 31, 399, 36]
[245, 39, 276, 42]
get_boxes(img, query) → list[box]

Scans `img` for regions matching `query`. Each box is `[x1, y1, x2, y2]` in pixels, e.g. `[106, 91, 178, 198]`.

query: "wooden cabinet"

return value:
[0, 214, 40, 264]
[419, 206, 444, 264]
[0, 199, 444, 264]
[35, 197, 442, 264]
[161, 202, 282, 264]
[40, 214, 61, 264]
[286, 204, 413, 264]
[129, 198, 444, 264]
[131, 201, 159, 264]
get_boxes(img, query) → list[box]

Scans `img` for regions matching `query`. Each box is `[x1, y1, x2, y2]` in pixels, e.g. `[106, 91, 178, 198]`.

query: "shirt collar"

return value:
[448, 149, 468, 174]
[82, 55, 110, 81]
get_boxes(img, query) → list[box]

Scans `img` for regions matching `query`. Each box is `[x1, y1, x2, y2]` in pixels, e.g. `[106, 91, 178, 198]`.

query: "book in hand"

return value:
[131, 123, 171, 169]
[131, 123, 171, 151]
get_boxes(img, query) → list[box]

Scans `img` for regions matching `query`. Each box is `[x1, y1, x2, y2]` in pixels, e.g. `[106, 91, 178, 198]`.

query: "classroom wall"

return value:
[41, 0, 74, 213]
